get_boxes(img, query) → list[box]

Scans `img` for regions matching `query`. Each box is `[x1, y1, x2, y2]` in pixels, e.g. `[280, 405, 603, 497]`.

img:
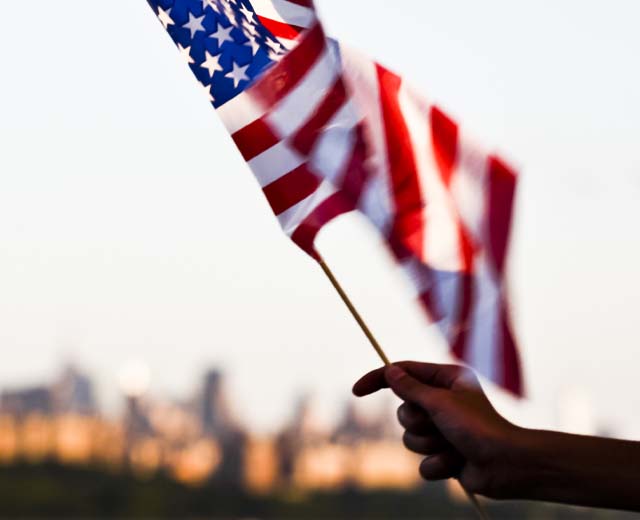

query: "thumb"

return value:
[385, 365, 442, 411]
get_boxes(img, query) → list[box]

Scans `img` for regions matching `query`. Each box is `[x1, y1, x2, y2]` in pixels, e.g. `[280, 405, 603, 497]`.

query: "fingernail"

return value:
[386, 365, 406, 383]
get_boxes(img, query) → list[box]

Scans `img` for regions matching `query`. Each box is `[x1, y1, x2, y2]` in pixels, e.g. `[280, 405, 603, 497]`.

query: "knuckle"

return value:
[418, 456, 441, 480]
[403, 432, 446, 455]
[397, 403, 419, 428]
[419, 453, 461, 481]
[402, 431, 414, 449]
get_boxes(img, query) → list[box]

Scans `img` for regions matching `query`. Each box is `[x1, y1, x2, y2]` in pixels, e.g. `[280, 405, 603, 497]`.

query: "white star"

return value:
[157, 7, 174, 29]
[183, 12, 206, 39]
[244, 35, 260, 56]
[200, 82, 215, 103]
[200, 51, 223, 77]
[223, 5, 240, 26]
[239, 4, 255, 22]
[242, 19, 258, 36]
[205, 0, 220, 13]
[268, 50, 284, 62]
[177, 43, 195, 64]
[265, 38, 282, 52]
[210, 23, 234, 48]
[225, 62, 250, 88]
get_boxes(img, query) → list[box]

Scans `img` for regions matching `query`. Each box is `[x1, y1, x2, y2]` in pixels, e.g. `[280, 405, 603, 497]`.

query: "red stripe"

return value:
[337, 125, 369, 201]
[232, 117, 279, 161]
[376, 65, 425, 260]
[249, 22, 325, 109]
[290, 124, 369, 259]
[450, 273, 474, 361]
[258, 16, 305, 40]
[498, 305, 524, 396]
[487, 157, 520, 393]
[430, 106, 459, 187]
[283, 0, 315, 7]
[487, 156, 517, 276]
[429, 105, 474, 272]
[428, 104, 476, 363]
[418, 288, 441, 322]
[292, 78, 348, 156]
[262, 164, 320, 216]
[290, 192, 354, 261]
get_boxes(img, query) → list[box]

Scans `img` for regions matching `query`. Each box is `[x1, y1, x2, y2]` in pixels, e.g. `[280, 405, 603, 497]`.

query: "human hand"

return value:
[353, 362, 524, 498]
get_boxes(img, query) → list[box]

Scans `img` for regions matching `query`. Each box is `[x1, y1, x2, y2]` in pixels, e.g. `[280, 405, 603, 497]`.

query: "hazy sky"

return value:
[1, 0, 639, 435]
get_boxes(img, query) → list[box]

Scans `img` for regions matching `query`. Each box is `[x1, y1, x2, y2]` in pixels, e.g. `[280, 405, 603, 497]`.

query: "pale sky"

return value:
[1, 0, 639, 435]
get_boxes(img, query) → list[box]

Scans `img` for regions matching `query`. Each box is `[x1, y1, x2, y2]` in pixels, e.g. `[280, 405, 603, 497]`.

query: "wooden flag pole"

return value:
[319, 258, 391, 366]
[318, 256, 489, 520]
[465, 490, 489, 520]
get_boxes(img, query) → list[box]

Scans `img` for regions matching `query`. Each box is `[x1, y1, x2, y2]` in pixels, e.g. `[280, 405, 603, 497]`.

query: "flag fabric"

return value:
[145, 0, 523, 395]
[340, 49, 523, 396]
[146, 0, 367, 258]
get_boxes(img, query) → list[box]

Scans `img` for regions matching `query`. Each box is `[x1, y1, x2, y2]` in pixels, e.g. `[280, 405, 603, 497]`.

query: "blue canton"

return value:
[147, 0, 286, 108]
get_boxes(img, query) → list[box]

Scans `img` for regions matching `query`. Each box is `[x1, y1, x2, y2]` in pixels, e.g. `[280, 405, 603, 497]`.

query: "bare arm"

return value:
[353, 362, 640, 512]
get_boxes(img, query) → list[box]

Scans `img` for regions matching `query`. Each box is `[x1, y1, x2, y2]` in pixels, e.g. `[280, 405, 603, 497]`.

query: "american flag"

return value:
[145, 0, 524, 395]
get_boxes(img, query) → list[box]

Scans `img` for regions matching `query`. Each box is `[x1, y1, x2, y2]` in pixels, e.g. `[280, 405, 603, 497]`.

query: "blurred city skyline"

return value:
[0, 361, 631, 518]
[0, 361, 421, 492]
[1, 0, 640, 439]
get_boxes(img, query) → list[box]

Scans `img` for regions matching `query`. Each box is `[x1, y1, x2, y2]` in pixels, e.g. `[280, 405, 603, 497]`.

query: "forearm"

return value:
[505, 428, 640, 511]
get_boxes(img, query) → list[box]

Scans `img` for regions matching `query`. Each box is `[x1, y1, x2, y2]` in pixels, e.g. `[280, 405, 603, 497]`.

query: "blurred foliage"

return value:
[0, 462, 636, 519]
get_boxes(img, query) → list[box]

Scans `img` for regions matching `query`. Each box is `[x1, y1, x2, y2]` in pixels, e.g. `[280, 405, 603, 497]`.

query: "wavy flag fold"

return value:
[144, 0, 523, 395]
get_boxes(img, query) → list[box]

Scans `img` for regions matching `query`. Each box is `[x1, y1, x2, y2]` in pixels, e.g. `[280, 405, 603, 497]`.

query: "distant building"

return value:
[275, 394, 326, 486]
[0, 387, 52, 417]
[124, 395, 154, 440]
[199, 369, 247, 487]
[51, 365, 97, 416]
[0, 364, 97, 418]
[201, 370, 234, 437]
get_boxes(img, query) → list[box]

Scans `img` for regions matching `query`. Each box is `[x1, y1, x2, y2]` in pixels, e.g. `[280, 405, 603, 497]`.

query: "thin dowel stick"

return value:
[318, 256, 488, 520]
[318, 258, 390, 366]
[465, 489, 489, 520]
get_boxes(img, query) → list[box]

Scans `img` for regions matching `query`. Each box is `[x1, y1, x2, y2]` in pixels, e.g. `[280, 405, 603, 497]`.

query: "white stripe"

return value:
[250, 0, 316, 27]
[277, 179, 336, 235]
[309, 100, 359, 184]
[267, 48, 338, 138]
[400, 257, 431, 295]
[340, 44, 394, 235]
[398, 83, 462, 271]
[450, 134, 490, 246]
[248, 141, 304, 187]
[217, 91, 265, 135]
[276, 37, 298, 50]
[464, 253, 501, 384]
[432, 270, 463, 341]
[359, 175, 393, 231]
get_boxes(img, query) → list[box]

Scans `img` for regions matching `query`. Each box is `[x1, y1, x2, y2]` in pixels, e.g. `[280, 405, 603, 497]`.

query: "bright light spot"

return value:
[118, 360, 151, 397]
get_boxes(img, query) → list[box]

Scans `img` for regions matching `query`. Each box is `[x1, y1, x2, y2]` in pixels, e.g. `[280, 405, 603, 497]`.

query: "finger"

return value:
[352, 366, 387, 397]
[353, 361, 472, 397]
[397, 403, 437, 434]
[385, 365, 446, 411]
[403, 431, 449, 455]
[400, 361, 471, 390]
[419, 451, 464, 481]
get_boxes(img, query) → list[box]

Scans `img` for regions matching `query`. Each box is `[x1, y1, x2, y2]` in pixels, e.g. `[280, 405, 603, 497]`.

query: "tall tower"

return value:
[51, 365, 97, 416]
[199, 369, 246, 487]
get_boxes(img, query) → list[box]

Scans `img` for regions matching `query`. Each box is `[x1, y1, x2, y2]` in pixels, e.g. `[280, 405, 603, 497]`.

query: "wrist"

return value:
[504, 429, 640, 510]
[480, 425, 547, 500]
[504, 427, 555, 497]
